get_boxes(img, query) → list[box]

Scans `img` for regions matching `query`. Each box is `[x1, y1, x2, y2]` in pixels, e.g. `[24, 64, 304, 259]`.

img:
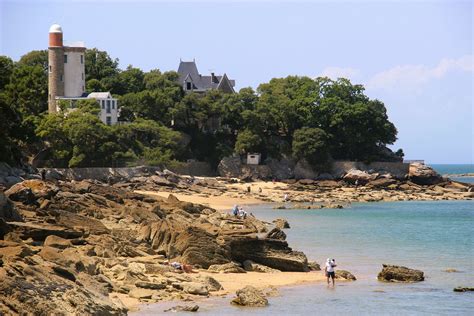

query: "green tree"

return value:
[0, 56, 14, 90]
[85, 48, 119, 82]
[234, 129, 263, 154]
[292, 127, 329, 166]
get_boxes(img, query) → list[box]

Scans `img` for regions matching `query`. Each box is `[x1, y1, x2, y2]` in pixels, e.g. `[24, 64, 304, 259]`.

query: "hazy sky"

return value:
[1, 0, 472, 164]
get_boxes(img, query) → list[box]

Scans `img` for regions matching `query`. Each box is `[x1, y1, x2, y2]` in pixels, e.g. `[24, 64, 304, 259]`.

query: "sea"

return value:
[430, 164, 474, 183]
[137, 164, 473, 315]
[138, 200, 473, 315]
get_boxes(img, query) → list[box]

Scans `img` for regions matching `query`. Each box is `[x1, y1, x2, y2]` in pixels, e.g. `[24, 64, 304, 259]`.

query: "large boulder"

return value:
[377, 264, 424, 282]
[231, 286, 268, 307]
[4, 180, 59, 205]
[343, 169, 377, 184]
[272, 218, 290, 229]
[208, 262, 246, 273]
[0, 192, 22, 222]
[243, 260, 281, 273]
[227, 237, 309, 272]
[335, 270, 357, 281]
[217, 156, 242, 178]
[409, 163, 443, 185]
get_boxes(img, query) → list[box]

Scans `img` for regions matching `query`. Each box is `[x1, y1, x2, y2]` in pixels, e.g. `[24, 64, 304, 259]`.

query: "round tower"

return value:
[48, 24, 64, 113]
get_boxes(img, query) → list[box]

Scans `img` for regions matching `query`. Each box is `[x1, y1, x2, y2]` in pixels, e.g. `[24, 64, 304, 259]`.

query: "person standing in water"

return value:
[325, 258, 337, 286]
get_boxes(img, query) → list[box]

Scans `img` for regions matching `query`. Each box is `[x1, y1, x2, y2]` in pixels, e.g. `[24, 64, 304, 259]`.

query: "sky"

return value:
[1, 0, 472, 164]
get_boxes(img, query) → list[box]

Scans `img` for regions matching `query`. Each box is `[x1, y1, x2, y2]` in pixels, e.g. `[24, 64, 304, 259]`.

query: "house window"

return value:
[112, 100, 115, 110]
[80, 55, 83, 64]
[101, 100, 105, 109]
[106, 116, 112, 126]
[106, 100, 111, 113]
[64, 55, 68, 63]
[186, 82, 192, 90]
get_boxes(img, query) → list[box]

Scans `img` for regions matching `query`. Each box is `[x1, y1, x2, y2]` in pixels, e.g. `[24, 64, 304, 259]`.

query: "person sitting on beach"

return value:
[232, 205, 239, 217]
[238, 207, 248, 219]
[324, 258, 337, 286]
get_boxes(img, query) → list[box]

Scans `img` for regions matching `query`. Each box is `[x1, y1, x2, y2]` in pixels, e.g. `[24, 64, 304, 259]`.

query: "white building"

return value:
[88, 92, 119, 125]
[246, 153, 261, 165]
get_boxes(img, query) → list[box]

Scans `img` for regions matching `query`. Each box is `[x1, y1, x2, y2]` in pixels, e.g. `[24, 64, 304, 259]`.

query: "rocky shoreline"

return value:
[1, 163, 473, 314]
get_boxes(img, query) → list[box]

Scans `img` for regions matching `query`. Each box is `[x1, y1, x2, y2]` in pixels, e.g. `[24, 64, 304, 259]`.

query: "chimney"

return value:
[211, 72, 218, 84]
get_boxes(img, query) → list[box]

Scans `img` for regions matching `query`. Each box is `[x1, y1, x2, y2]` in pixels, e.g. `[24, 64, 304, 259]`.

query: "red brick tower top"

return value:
[49, 24, 63, 47]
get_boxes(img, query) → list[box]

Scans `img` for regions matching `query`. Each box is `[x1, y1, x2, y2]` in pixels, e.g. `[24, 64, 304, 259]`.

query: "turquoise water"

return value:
[430, 164, 474, 175]
[429, 164, 474, 183]
[139, 201, 474, 315]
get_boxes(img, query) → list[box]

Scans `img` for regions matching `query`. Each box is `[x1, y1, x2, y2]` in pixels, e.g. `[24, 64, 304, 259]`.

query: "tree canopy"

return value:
[0, 48, 401, 169]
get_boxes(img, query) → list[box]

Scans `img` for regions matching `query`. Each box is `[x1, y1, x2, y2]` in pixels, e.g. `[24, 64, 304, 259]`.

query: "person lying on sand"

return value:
[164, 260, 197, 273]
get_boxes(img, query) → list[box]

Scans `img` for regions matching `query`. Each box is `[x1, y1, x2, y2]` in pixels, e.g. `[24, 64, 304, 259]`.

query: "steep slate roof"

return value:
[177, 60, 235, 93]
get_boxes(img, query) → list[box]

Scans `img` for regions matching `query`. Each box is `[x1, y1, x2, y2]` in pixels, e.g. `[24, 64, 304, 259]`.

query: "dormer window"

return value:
[186, 82, 192, 90]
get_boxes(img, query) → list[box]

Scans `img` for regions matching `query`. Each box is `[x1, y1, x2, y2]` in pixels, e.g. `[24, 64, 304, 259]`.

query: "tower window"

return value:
[80, 55, 83, 64]
[81, 73, 84, 80]
[64, 55, 68, 63]
[60, 74, 63, 82]
[49, 65, 52, 72]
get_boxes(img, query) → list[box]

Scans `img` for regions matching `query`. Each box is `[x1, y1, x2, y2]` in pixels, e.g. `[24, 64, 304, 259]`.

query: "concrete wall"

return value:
[169, 161, 215, 177]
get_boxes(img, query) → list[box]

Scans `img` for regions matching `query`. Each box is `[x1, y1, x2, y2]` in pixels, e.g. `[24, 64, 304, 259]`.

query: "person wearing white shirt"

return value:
[325, 258, 337, 286]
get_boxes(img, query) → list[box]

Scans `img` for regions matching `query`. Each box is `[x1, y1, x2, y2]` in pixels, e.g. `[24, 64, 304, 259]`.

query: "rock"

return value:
[453, 287, 474, 292]
[377, 264, 424, 282]
[182, 282, 209, 296]
[368, 177, 398, 188]
[228, 237, 309, 272]
[308, 261, 321, 271]
[198, 275, 223, 291]
[343, 169, 377, 184]
[272, 218, 290, 229]
[243, 260, 281, 273]
[294, 160, 318, 180]
[231, 286, 268, 307]
[335, 270, 356, 281]
[208, 262, 246, 273]
[44, 235, 73, 249]
[6, 222, 83, 241]
[217, 156, 242, 178]
[164, 305, 199, 312]
[5, 180, 58, 204]
[265, 227, 287, 240]
[0, 192, 22, 222]
[129, 288, 155, 299]
[52, 265, 76, 282]
[409, 163, 443, 185]
[135, 281, 166, 290]
[444, 268, 459, 273]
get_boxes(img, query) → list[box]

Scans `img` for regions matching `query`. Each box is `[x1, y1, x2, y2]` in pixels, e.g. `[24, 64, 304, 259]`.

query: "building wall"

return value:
[48, 47, 64, 113]
[96, 98, 119, 125]
[64, 47, 86, 97]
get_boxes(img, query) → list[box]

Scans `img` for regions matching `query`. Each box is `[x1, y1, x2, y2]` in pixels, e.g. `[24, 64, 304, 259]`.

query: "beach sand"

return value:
[135, 180, 289, 211]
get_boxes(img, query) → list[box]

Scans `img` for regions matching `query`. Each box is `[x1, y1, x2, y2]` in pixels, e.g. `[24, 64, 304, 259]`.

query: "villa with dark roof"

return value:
[177, 60, 235, 93]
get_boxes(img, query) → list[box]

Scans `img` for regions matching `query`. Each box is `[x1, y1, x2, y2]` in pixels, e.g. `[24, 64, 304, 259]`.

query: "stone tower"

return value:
[48, 24, 86, 113]
[48, 24, 64, 113]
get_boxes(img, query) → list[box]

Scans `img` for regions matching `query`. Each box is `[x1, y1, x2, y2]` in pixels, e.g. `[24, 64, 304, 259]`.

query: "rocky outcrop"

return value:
[164, 305, 199, 312]
[273, 218, 290, 229]
[228, 237, 309, 272]
[453, 287, 474, 292]
[231, 286, 268, 307]
[343, 169, 378, 184]
[208, 262, 246, 273]
[377, 264, 424, 282]
[335, 270, 357, 281]
[409, 163, 444, 185]
[243, 260, 281, 273]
